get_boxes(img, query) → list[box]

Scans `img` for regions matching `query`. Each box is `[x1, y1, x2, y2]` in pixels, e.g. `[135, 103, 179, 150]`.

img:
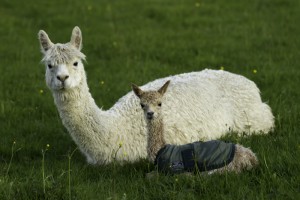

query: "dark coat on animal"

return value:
[154, 140, 235, 174]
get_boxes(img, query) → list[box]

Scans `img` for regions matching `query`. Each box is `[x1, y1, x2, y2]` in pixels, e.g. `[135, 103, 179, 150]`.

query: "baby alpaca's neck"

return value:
[147, 117, 166, 162]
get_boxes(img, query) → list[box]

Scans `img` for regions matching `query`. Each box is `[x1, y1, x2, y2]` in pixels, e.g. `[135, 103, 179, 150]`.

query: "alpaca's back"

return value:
[112, 69, 274, 148]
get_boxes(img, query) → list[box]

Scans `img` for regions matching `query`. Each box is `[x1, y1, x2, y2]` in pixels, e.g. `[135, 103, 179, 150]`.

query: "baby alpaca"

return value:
[132, 81, 259, 175]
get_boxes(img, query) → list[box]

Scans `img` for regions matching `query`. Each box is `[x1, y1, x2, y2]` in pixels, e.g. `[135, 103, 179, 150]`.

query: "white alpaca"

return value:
[38, 26, 274, 165]
[132, 81, 258, 175]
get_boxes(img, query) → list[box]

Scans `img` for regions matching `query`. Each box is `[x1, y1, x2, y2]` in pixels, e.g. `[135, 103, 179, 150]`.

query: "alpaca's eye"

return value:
[140, 103, 145, 108]
[73, 62, 78, 67]
[48, 64, 53, 69]
[158, 103, 162, 107]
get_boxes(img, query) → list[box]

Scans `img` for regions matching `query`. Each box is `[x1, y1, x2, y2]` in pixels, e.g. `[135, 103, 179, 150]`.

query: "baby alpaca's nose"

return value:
[147, 111, 154, 119]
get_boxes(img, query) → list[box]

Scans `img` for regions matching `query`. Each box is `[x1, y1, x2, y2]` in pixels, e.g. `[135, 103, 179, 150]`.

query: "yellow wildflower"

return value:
[100, 81, 104, 85]
[119, 141, 123, 148]
[39, 89, 44, 94]
[253, 69, 257, 74]
[220, 66, 225, 70]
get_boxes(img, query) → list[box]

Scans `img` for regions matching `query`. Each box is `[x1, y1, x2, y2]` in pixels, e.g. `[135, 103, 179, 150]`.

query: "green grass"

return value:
[1, 0, 300, 199]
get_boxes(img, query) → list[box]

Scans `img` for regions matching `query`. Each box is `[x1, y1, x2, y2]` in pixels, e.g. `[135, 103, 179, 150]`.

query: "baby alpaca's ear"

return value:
[131, 83, 143, 98]
[158, 80, 170, 95]
[38, 30, 53, 53]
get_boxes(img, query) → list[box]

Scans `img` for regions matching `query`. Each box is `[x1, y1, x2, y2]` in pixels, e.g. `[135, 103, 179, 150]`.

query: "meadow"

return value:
[0, 0, 300, 199]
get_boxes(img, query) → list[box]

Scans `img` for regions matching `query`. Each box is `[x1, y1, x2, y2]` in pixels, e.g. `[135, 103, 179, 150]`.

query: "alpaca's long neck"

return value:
[52, 78, 114, 164]
[147, 117, 166, 162]
[53, 80, 99, 116]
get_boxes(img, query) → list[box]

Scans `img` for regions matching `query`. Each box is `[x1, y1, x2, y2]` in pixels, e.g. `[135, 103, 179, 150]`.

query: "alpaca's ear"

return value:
[158, 80, 170, 95]
[38, 30, 53, 53]
[131, 83, 143, 98]
[70, 26, 82, 50]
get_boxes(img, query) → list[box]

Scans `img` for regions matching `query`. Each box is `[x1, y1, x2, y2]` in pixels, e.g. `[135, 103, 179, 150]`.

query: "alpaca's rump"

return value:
[155, 140, 235, 174]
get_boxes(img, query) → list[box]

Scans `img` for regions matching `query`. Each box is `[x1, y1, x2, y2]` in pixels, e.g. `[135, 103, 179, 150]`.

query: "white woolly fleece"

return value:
[53, 69, 274, 164]
[39, 27, 274, 165]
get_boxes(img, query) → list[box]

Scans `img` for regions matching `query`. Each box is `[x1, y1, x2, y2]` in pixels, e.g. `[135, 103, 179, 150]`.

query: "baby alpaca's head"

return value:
[132, 80, 170, 120]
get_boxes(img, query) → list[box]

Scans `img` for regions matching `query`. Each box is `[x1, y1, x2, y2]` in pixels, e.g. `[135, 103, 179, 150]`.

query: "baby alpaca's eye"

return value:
[140, 103, 145, 108]
[48, 64, 53, 69]
[73, 62, 78, 66]
[158, 103, 162, 107]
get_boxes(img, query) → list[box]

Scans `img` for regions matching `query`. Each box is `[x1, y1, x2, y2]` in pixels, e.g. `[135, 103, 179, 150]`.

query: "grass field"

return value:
[1, 0, 300, 199]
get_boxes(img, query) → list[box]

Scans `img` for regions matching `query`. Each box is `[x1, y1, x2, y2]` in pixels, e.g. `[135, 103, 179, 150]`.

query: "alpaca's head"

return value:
[132, 81, 170, 120]
[38, 26, 86, 92]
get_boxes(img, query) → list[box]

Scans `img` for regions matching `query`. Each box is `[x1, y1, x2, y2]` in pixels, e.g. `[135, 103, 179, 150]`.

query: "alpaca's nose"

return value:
[147, 112, 154, 119]
[57, 75, 69, 82]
